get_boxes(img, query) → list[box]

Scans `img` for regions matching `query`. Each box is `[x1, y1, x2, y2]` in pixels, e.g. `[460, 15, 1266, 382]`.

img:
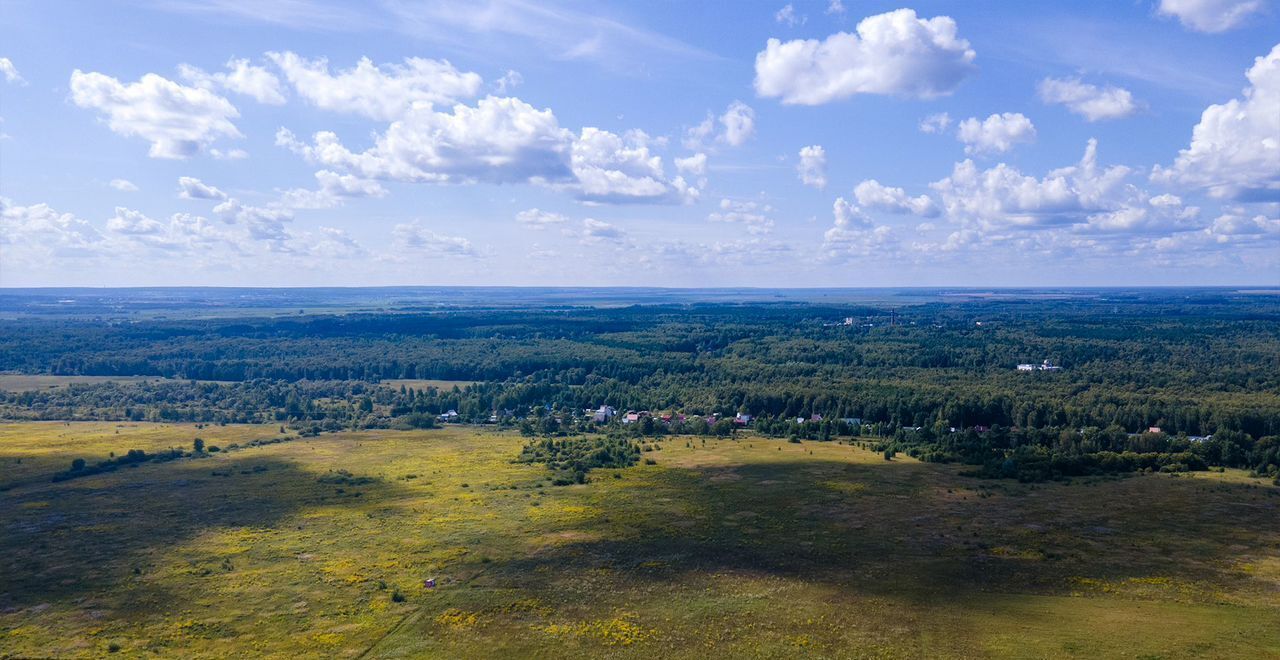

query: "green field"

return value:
[0, 375, 168, 392]
[1, 423, 1277, 658]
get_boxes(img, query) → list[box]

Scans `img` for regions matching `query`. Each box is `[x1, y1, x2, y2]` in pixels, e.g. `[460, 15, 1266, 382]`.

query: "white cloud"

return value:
[210, 148, 250, 160]
[776, 4, 806, 27]
[516, 208, 568, 228]
[826, 0, 846, 16]
[854, 179, 939, 216]
[177, 176, 228, 200]
[179, 58, 286, 104]
[571, 128, 697, 204]
[832, 196, 871, 228]
[956, 112, 1037, 155]
[683, 114, 715, 150]
[754, 8, 976, 105]
[0, 57, 24, 85]
[580, 218, 625, 242]
[797, 145, 828, 189]
[931, 139, 1152, 232]
[1038, 77, 1138, 121]
[0, 197, 102, 259]
[213, 198, 294, 247]
[278, 170, 388, 209]
[391, 221, 477, 256]
[1152, 44, 1280, 201]
[719, 101, 756, 147]
[493, 69, 523, 94]
[1157, 0, 1265, 33]
[675, 152, 708, 178]
[919, 112, 952, 134]
[267, 51, 483, 121]
[823, 200, 895, 256]
[106, 207, 167, 235]
[276, 95, 574, 185]
[279, 95, 695, 205]
[684, 101, 757, 150]
[709, 198, 775, 234]
[69, 70, 241, 159]
[109, 179, 139, 192]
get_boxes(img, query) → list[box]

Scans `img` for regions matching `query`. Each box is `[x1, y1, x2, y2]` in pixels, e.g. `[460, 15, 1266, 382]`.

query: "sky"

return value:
[0, 0, 1277, 287]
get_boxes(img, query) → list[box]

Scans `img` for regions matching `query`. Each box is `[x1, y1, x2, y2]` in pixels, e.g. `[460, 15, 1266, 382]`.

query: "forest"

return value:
[1, 288, 1277, 482]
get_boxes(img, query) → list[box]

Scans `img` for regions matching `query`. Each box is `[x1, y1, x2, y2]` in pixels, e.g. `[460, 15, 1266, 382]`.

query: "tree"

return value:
[193, 438, 205, 453]
[71, 457, 86, 471]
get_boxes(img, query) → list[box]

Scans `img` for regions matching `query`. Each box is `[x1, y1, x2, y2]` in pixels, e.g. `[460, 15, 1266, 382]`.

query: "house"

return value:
[621, 411, 648, 425]
[809, 413, 823, 423]
[438, 410, 459, 423]
[734, 413, 752, 426]
[1016, 363, 1037, 371]
[1017, 360, 1062, 371]
[840, 417, 862, 426]
[1148, 426, 1163, 434]
[973, 425, 990, 433]
[592, 405, 617, 423]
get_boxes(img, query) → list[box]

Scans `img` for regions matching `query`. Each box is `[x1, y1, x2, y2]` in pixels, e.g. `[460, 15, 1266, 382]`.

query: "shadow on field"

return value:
[474, 455, 1280, 604]
[0, 451, 412, 611]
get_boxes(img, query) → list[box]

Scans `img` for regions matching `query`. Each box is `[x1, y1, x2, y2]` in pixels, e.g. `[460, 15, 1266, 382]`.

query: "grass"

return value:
[0, 425, 1277, 658]
[0, 375, 167, 392]
[0, 375, 238, 393]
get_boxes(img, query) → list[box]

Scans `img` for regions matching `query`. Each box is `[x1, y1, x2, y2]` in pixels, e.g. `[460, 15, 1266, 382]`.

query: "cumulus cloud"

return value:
[854, 179, 939, 216]
[1038, 77, 1138, 121]
[754, 8, 976, 105]
[1151, 44, 1280, 201]
[675, 152, 708, 178]
[493, 69, 523, 94]
[1157, 0, 1266, 32]
[278, 99, 696, 205]
[69, 70, 242, 159]
[956, 112, 1037, 155]
[929, 138, 1201, 238]
[516, 208, 568, 228]
[719, 101, 756, 147]
[179, 58, 286, 104]
[832, 196, 871, 228]
[580, 218, 625, 242]
[0, 197, 102, 259]
[109, 179, 139, 192]
[210, 148, 249, 160]
[213, 198, 294, 247]
[824, 197, 894, 256]
[276, 95, 574, 185]
[571, 128, 698, 204]
[267, 52, 483, 120]
[684, 101, 757, 150]
[919, 112, 952, 134]
[709, 199, 776, 234]
[278, 170, 388, 209]
[797, 145, 828, 189]
[391, 221, 477, 256]
[0, 57, 24, 84]
[177, 176, 228, 200]
[776, 4, 806, 26]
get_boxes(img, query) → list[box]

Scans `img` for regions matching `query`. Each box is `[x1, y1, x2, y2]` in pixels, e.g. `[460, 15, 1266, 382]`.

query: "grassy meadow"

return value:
[1, 423, 1277, 658]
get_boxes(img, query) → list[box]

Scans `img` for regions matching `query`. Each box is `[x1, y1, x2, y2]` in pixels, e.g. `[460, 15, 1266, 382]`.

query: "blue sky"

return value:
[1, 0, 1277, 287]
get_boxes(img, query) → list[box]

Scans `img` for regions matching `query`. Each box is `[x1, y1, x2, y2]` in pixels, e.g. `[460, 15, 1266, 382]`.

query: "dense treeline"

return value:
[1, 293, 1278, 480]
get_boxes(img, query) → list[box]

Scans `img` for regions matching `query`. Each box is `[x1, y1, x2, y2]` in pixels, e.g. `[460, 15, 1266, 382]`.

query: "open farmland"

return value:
[1, 423, 1277, 658]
